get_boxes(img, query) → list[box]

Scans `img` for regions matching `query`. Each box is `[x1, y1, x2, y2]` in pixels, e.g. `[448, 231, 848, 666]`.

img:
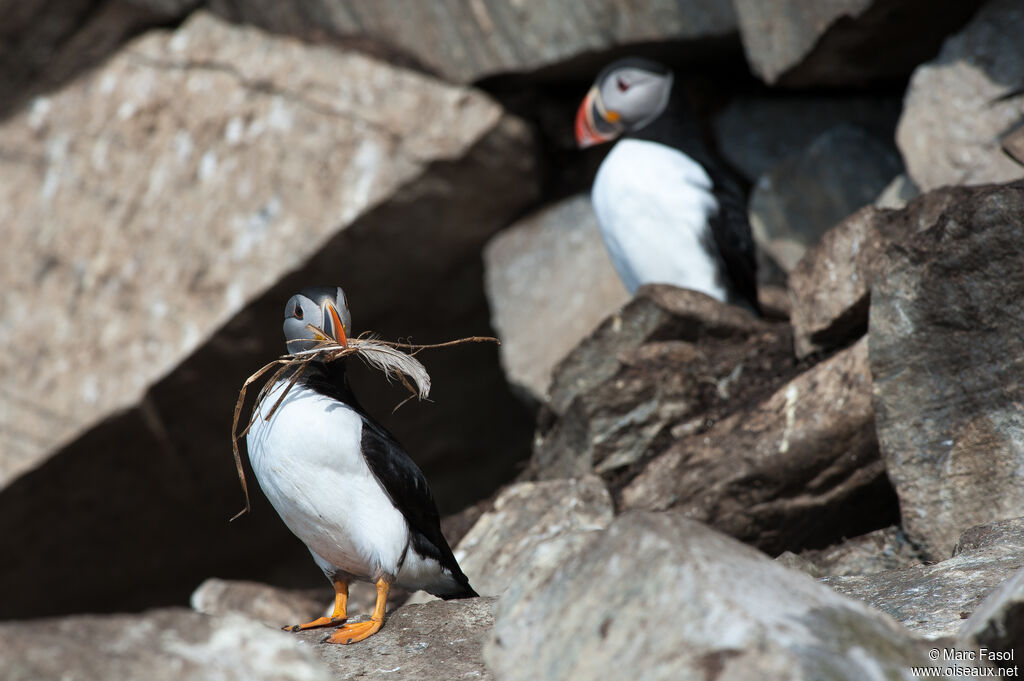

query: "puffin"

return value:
[246, 286, 477, 644]
[575, 57, 760, 314]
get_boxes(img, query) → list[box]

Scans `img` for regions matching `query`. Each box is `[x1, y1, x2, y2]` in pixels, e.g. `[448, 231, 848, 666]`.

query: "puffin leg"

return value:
[323, 578, 389, 645]
[284, 580, 348, 631]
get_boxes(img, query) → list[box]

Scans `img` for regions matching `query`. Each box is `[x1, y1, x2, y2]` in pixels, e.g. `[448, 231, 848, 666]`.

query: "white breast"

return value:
[246, 380, 408, 581]
[591, 138, 725, 300]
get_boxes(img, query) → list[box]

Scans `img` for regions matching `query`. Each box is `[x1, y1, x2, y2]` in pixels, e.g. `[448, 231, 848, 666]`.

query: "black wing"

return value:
[358, 416, 477, 598]
[707, 169, 761, 315]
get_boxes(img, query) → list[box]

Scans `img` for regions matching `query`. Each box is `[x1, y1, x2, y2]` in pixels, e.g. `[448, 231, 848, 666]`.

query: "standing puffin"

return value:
[576, 57, 760, 313]
[246, 286, 476, 644]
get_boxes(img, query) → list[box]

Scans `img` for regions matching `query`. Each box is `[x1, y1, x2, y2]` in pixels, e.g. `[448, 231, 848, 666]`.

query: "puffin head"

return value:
[575, 58, 674, 148]
[283, 285, 352, 354]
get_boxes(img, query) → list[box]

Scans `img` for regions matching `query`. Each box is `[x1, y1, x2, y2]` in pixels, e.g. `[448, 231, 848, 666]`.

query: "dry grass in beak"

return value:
[230, 324, 498, 520]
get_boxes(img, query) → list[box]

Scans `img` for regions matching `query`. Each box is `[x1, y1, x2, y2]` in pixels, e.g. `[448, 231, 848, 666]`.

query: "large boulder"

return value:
[207, 0, 740, 82]
[454, 477, 614, 598]
[0, 12, 537, 619]
[733, 0, 984, 87]
[897, 0, 1024, 191]
[531, 286, 795, 482]
[484, 195, 628, 404]
[0, 608, 333, 681]
[748, 125, 902, 273]
[622, 337, 894, 554]
[487, 512, 966, 681]
[827, 517, 1024, 639]
[869, 180, 1024, 560]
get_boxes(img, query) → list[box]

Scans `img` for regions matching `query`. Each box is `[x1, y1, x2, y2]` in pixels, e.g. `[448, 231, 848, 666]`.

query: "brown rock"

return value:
[484, 195, 628, 404]
[826, 519, 1024, 639]
[788, 205, 890, 358]
[870, 180, 1024, 560]
[622, 337, 893, 554]
[777, 526, 924, 579]
[454, 477, 614, 597]
[956, 517, 1024, 556]
[733, 0, 983, 87]
[0, 608, 333, 681]
[897, 0, 1024, 191]
[532, 286, 794, 482]
[0, 12, 537, 619]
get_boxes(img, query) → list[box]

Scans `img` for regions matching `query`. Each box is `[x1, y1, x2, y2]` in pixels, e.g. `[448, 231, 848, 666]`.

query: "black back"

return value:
[629, 91, 761, 314]
[301, 361, 477, 598]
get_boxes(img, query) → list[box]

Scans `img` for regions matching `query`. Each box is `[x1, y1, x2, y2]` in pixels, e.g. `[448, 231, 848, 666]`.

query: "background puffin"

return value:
[246, 286, 476, 645]
[576, 57, 760, 314]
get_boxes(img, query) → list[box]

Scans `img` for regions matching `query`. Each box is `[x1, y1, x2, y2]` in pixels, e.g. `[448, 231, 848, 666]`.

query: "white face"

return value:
[282, 286, 351, 354]
[597, 63, 674, 132]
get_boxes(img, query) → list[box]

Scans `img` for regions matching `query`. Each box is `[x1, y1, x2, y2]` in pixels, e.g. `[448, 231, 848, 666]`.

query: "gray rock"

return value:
[749, 124, 902, 273]
[191, 578, 325, 627]
[733, 0, 983, 87]
[1002, 121, 1024, 167]
[295, 597, 496, 681]
[713, 95, 901, 183]
[0, 12, 537, 619]
[207, 0, 739, 83]
[484, 195, 628, 404]
[454, 477, 614, 598]
[0, 608, 333, 681]
[958, 566, 1024, 670]
[897, 0, 1024, 192]
[788, 205, 890, 358]
[869, 180, 1024, 560]
[826, 519, 1024, 639]
[532, 285, 793, 482]
[622, 338, 890, 554]
[487, 512, 953, 681]
[778, 526, 923, 579]
[874, 173, 920, 210]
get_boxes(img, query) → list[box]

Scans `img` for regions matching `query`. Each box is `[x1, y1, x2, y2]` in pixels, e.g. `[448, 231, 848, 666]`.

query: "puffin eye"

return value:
[616, 76, 631, 92]
[293, 304, 304, 320]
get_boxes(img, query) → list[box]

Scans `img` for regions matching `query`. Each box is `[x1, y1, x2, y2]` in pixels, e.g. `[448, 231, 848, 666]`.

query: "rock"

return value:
[484, 195, 628, 404]
[0, 608, 333, 681]
[0, 0, 198, 118]
[869, 180, 1024, 560]
[788, 206, 889, 358]
[1002, 121, 1024, 167]
[826, 518, 1024, 639]
[191, 578, 325, 627]
[207, 0, 740, 83]
[874, 173, 920, 210]
[956, 517, 1024, 556]
[777, 526, 923, 579]
[487, 512, 957, 681]
[713, 94, 901, 183]
[897, 0, 1024, 192]
[531, 285, 794, 482]
[958, 566, 1024, 670]
[294, 597, 496, 681]
[622, 338, 895, 554]
[0, 12, 537, 619]
[454, 477, 614, 597]
[733, 0, 984, 87]
[749, 124, 903, 273]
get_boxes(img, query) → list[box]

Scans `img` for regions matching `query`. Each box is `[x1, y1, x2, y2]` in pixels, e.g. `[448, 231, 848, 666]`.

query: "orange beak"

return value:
[323, 301, 349, 348]
[575, 86, 619, 149]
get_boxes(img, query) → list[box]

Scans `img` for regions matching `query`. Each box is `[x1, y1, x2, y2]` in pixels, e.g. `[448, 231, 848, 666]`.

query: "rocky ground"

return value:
[3, 1, 1024, 680]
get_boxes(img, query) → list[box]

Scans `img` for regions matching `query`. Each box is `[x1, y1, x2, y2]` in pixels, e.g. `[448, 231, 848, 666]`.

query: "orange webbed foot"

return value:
[321, 577, 389, 645]
[283, 616, 346, 632]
